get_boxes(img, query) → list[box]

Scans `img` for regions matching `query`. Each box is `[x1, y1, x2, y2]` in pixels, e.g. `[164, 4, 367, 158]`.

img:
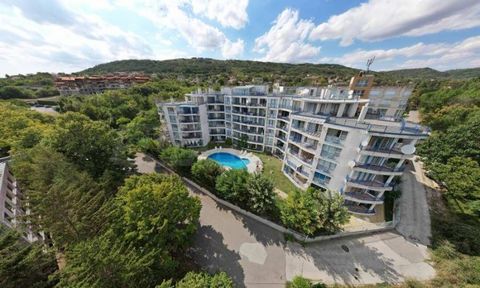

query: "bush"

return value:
[160, 146, 197, 175]
[215, 169, 250, 203]
[246, 173, 276, 215]
[191, 159, 223, 190]
[175, 271, 233, 288]
[280, 188, 349, 236]
[287, 276, 326, 288]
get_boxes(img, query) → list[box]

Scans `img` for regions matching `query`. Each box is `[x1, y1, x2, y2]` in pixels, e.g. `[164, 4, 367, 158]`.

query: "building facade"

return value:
[0, 158, 41, 242]
[54, 74, 150, 96]
[158, 73, 429, 217]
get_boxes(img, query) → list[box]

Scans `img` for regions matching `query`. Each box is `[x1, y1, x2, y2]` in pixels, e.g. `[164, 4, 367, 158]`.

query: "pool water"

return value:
[208, 152, 250, 170]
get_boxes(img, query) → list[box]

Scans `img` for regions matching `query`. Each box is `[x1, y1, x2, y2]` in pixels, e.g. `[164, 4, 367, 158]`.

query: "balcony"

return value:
[346, 177, 393, 192]
[343, 191, 383, 204]
[277, 115, 290, 122]
[324, 135, 345, 146]
[208, 116, 225, 120]
[291, 125, 322, 138]
[361, 144, 409, 159]
[345, 204, 376, 216]
[354, 162, 404, 175]
[288, 149, 314, 165]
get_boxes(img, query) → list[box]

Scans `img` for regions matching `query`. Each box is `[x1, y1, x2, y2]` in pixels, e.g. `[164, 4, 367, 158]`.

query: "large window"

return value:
[317, 159, 337, 174]
[320, 144, 341, 160]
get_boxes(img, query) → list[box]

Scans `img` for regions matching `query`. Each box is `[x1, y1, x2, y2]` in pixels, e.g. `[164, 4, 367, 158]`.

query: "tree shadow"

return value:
[214, 202, 285, 248]
[286, 232, 403, 285]
[189, 225, 246, 287]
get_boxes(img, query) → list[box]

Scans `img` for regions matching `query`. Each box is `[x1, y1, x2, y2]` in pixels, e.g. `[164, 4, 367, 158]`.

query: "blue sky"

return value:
[1, 0, 480, 76]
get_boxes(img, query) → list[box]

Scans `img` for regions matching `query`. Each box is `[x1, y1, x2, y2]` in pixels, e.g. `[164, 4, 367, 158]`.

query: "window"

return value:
[320, 144, 341, 160]
[313, 172, 331, 185]
[317, 159, 337, 174]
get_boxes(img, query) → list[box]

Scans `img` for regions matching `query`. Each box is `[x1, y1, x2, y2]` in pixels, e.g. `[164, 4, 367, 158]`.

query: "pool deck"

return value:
[199, 148, 263, 174]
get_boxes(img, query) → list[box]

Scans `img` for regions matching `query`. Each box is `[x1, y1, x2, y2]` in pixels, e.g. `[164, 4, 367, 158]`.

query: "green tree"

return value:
[429, 157, 480, 214]
[0, 102, 53, 157]
[175, 271, 233, 288]
[160, 146, 197, 175]
[0, 227, 57, 288]
[245, 173, 276, 215]
[58, 231, 160, 288]
[113, 174, 201, 253]
[281, 188, 349, 235]
[12, 146, 111, 247]
[191, 159, 223, 190]
[215, 169, 250, 203]
[287, 276, 326, 288]
[121, 109, 160, 145]
[43, 112, 131, 185]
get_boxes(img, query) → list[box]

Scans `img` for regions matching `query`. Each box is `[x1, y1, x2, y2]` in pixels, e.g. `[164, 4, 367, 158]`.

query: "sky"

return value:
[1, 0, 480, 76]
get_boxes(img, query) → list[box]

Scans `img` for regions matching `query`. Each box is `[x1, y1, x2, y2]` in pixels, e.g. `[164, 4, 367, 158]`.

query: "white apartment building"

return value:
[0, 158, 40, 242]
[158, 73, 429, 217]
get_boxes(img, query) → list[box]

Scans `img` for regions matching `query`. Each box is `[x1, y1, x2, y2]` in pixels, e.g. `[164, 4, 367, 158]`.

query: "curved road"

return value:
[135, 153, 435, 287]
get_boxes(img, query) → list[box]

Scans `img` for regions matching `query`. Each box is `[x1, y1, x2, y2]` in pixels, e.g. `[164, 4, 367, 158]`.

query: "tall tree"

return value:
[0, 227, 57, 288]
[12, 146, 111, 248]
[43, 112, 131, 186]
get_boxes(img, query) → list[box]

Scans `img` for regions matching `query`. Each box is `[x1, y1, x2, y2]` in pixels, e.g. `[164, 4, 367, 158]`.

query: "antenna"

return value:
[366, 56, 375, 72]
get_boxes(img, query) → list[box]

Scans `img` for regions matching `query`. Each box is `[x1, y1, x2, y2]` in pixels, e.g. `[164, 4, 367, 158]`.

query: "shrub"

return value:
[246, 173, 276, 215]
[160, 146, 197, 175]
[175, 271, 233, 288]
[191, 159, 223, 190]
[280, 188, 349, 236]
[215, 169, 250, 203]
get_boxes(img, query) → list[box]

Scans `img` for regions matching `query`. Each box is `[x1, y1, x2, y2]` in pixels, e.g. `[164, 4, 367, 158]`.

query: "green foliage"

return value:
[428, 157, 480, 214]
[43, 112, 131, 185]
[0, 102, 54, 156]
[418, 113, 480, 165]
[215, 169, 249, 203]
[245, 173, 276, 215]
[175, 271, 233, 288]
[160, 146, 198, 175]
[58, 230, 161, 288]
[0, 85, 34, 99]
[114, 174, 201, 253]
[280, 189, 349, 236]
[122, 109, 160, 145]
[0, 227, 57, 288]
[11, 146, 111, 247]
[287, 276, 326, 288]
[191, 159, 223, 190]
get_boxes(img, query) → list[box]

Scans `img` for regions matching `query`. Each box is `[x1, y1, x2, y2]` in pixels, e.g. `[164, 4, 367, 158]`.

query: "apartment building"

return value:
[158, 73, 429, 217]
[0, 158, 41, 242]
[54, 74, 150, 96]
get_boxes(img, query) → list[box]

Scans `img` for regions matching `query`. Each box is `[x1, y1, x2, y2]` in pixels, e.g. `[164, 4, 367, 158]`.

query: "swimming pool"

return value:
[208, 152, 250, 170]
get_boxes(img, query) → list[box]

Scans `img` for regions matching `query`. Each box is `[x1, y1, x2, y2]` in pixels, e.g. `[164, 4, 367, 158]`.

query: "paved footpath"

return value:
[134, 153, 435, 287]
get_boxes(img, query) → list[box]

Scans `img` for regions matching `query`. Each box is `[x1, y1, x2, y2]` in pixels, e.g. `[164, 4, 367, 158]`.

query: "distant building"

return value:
[54, 73, 150, 96]
[158, 72, 429, 218]
[0, 158, 42, 242]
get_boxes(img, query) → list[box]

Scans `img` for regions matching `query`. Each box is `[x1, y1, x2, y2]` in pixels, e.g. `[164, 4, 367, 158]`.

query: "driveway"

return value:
[134, 153, 435, 287]
[396, 160, 433, 245]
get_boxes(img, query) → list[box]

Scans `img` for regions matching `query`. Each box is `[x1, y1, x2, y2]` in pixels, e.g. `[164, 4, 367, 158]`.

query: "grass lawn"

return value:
[254, 152, 297, 194]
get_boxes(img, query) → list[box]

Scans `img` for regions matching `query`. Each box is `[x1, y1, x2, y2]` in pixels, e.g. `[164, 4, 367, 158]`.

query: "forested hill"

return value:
[80, 58, 480, 83]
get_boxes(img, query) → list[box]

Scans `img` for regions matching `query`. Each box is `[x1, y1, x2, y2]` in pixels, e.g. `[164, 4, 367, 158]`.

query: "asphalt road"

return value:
[397, 160, 432, 245]
[134, 153, 435, 287]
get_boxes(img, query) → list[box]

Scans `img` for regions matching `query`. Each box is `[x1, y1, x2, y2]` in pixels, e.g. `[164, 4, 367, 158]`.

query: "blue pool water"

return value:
[208, 152, 250, 170]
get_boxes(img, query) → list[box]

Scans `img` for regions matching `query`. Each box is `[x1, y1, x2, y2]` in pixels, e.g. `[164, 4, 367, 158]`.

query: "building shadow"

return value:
[190, 225, 246, 287]
[286, 232, 402, 285]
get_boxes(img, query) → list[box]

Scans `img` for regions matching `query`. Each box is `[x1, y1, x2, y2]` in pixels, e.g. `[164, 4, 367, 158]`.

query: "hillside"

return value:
[80, 58, 480, 84]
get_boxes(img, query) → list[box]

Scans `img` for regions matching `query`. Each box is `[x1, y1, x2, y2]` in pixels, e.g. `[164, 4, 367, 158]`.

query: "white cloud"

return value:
[190, 0, 249, 29]
[310, 0, 480, 46]
[0, 1, 159, 75]
[320, 36, 480, 71]
[254, 9, 320, 63]
[222, 39, 245, 59]
[124, 0, 244, 58]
